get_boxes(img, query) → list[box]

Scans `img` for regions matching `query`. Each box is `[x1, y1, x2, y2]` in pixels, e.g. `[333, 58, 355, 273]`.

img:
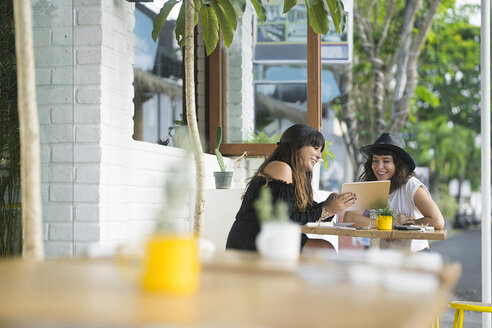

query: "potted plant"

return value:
[375, 207, 395, 230]
[213, 126, 233, 189]
[159, 116, 191, 149]
[254, 187, 301, 262]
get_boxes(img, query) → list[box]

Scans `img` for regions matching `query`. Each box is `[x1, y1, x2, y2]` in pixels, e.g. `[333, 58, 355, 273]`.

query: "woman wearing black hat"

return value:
[226, 124, 357, 252]
[344, 133, 444, 252]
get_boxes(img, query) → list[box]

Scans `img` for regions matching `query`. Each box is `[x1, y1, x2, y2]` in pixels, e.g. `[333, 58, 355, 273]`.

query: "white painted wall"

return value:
[33, 0, 322, 258]
[226, 3, 254, 143]
[33, 0, 234, 258]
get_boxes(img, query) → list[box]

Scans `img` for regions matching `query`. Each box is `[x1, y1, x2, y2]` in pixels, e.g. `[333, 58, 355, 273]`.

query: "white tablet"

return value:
[341, 180, 391, 211]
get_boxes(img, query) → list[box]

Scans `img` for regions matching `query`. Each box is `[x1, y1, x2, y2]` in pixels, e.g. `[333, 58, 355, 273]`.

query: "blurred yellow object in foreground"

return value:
[142, 235, 200, 295]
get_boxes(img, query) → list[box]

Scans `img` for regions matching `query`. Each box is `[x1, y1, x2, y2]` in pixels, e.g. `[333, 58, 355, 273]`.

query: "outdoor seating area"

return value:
[1, 0, 491, 327]
[0, 249, 461, 328]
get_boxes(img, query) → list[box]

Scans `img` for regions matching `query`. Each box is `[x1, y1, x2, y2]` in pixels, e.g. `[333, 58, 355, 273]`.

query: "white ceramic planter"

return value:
[256, 222, 301, 262]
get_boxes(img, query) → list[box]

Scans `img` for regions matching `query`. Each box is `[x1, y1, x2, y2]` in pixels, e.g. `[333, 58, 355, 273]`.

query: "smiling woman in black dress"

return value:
[226, 124, 356, 252]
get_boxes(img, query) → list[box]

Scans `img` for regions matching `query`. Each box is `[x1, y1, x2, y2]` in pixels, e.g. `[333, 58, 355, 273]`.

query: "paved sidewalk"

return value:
[439, 294, 484, 328]
[428, 227, 490, 327]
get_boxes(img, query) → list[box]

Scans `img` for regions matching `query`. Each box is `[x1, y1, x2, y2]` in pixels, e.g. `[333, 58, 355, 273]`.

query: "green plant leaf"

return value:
[376, 207, 396, 218]
[321, 141, 335, 170]
[200, 5, 220, 55]
[175, 2, 186, 47]
[254, 187, 289, 223]
[250, 0, 266, 24]
[231, 0, 246, 18]
[211, 1, 235, 47]
[215, 149, 227, 171]
[195, 0, 201, 25]
[218, 0, 237, 30]
[152, 0, 181, 42]
[305, 0, 329, 34]
[215, 126, 222, 149]
[282, 0, 297, 14]
[326, 0, 343, 34]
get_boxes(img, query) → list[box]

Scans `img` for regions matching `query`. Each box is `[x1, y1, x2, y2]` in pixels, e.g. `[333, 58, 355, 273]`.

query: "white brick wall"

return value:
[226, 3, 254, 143]
[33, 0, 242, 258]
[32, 0, 76, 258]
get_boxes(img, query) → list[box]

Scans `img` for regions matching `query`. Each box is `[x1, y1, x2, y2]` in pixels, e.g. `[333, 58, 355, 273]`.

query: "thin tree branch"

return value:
[410, 0, 442, 53]
[385, 0, 421, 81]
[391, 0, 443, 132]
[13, 0, 44, 261]
[367, 0, 377, 20]
[376, 0, 397, 53]
[354, 8, 374, 57]
[185, 0, 206, 236]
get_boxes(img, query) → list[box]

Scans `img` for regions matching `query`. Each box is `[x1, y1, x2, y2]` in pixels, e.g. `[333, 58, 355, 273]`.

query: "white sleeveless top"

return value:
[380, 177, 429, 252]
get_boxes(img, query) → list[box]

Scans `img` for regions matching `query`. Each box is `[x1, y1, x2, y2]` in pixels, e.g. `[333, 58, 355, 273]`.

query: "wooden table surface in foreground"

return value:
[0, 250, 459, 328]
[301, 226, 447, 240]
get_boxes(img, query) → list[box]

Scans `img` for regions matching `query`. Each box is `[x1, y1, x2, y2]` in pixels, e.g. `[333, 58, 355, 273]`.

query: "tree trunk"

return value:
[185, 0, 205, 236]
[340, 0, 443, 174]
[337, 63, 360, 177]
[390, 0, 442, 132]
[13, 0, 44, 260]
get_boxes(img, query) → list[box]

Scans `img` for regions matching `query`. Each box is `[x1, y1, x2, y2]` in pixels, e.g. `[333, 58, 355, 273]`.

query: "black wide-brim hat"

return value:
[359, 133, 416, 171]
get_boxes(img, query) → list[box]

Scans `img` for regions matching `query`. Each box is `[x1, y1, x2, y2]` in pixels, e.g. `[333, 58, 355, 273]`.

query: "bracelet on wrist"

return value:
[320, 208, 333, 221]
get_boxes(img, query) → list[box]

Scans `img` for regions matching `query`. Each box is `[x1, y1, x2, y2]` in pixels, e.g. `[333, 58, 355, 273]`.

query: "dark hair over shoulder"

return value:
[252, 124, 325, 211]
[359, 148, 413, 192]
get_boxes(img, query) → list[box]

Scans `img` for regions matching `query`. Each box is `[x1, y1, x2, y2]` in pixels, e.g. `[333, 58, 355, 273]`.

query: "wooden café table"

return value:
[0, 250, 459, 328]
[302, 225, 447, 247]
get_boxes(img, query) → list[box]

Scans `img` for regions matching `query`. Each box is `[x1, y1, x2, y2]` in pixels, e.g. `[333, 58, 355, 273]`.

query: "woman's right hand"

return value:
[322, 192, 357, 217]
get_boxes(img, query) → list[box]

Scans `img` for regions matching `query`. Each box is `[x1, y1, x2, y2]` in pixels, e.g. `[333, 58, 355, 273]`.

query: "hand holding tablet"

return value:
[340, 180, 391, 211]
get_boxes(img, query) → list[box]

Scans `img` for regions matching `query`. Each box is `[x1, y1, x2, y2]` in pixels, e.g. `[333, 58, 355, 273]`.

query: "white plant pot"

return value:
[256, 222, 301, 262]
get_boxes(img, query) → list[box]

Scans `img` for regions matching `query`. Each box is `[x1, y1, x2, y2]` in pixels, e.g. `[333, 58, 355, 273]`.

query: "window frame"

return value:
[205, 21, 321, 157]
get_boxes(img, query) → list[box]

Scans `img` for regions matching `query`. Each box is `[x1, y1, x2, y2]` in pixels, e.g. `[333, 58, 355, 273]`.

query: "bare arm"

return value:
[412, 186, 445, 230]
[343, 210, 376, 228]
[262, 161, 293, 183]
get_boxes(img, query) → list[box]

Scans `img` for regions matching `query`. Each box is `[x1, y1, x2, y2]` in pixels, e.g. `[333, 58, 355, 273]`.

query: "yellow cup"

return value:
[376, 215, 392, 230]
[142, 235, 200, 295]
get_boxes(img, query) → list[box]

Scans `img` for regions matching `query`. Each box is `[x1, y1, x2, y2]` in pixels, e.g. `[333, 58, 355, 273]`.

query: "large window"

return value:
[207, 2, 351, 156]
[132, 4, 183, 146]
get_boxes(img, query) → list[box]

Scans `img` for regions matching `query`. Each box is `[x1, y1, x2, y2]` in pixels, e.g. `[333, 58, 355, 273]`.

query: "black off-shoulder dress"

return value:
[225, 176, 330, 251]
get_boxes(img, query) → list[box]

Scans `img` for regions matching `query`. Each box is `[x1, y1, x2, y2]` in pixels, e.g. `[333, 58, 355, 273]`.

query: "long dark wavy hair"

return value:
[359, 148, 414, 193]
[249, 124, 325, 211]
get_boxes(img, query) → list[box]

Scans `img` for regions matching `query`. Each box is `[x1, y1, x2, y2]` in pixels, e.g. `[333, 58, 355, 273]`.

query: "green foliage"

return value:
[306, 0, 329, 34]
[244, 130, 281, 144]
[282, 0, 296, 14]
[326, 0, 344, 34]
[0, 0, 22, 257]
[406, 115, 480, 192]
[211, 0, 237, 47]
[152, 0, 346, 56]
[416, 3, 481, 132]
[200, 5, 220, 54]
[215, 126, 227, 172]
[437, 184, 459, 220]
[376, 207, 396, 218]
[254, 187, 289, 223]
[321, 141, 335, 171]
[152, 0, 181, 41]
[250, 0, 266, 23]
[175, 2, 187, 46]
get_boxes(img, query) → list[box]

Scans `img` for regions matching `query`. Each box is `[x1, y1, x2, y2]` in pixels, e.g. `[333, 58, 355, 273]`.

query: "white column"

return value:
[226, 3, 254, 142]
[480, 0, 491, 327]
